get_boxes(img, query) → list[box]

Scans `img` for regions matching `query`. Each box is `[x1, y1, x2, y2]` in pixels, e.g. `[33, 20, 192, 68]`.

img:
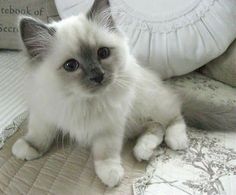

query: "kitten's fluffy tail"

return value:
[181, 95, 236, 131]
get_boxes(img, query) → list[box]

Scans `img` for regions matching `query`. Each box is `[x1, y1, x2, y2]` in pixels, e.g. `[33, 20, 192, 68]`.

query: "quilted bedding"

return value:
[0, 121, 145, 195]
[0, 51, 236, 195]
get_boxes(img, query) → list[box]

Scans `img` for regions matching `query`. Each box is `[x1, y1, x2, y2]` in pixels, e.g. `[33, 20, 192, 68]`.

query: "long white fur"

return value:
[12, 15, 188, 187]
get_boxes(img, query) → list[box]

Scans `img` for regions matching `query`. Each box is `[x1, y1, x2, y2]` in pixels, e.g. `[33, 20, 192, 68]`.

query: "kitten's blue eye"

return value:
[63, 59, 79, 72]
[97, 47, 110, 59]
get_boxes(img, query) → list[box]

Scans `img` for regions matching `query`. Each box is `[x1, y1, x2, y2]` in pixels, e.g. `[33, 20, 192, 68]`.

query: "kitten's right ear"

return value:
[87, 0, 115, 30]
[19, 16, 56, 59]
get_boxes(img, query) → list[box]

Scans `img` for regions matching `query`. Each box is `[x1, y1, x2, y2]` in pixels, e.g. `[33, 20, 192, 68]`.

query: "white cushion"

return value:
[55, 0, 236, 79]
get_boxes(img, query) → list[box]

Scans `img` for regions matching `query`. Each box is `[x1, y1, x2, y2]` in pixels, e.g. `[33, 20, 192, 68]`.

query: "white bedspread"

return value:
[0, 51, 27, 148]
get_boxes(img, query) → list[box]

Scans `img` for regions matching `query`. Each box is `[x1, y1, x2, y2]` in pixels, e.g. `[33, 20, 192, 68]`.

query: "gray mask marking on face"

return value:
[79, 44, 105, 84]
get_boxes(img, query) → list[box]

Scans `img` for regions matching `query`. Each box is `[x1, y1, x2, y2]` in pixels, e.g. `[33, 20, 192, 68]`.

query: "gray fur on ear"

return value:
[19, 16, 56, 59]
[87, 0, 115, 30]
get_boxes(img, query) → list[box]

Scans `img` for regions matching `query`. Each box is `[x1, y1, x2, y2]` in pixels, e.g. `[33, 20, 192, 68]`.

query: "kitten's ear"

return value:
[19, 16, 56, 59]
[87, 0, 115, 30]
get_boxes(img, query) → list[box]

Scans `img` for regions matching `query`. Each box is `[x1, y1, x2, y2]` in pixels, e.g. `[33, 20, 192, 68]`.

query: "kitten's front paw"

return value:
[165, 131, 189, 150]
[12, 138, 42, 160]
[94, 159, 124, 187]
[133, 134, 161, 161]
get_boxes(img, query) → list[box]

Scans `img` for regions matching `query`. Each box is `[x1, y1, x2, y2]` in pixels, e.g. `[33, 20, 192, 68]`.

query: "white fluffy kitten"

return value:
[12, 0, 188, 187]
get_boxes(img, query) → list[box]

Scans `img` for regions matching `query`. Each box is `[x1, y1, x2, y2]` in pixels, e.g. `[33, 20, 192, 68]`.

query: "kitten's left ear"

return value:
[19, 16, 56, 59]
[87, 0, 115, 30]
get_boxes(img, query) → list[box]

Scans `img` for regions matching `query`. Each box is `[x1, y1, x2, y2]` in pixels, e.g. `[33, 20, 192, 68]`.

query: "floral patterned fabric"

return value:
[133, 72, 236, 195]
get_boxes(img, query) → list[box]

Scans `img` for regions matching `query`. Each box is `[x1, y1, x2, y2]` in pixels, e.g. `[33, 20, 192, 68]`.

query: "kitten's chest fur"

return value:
[56, 98, 124, 144]
[33, 89, 132, 145]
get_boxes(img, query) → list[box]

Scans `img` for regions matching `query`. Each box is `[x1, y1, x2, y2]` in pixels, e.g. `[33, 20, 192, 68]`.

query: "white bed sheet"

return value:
[0, 51, 27, 148]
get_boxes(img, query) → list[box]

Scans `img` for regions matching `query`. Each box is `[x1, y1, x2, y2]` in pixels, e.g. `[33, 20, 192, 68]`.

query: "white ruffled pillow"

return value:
[55, 0, 236, 79]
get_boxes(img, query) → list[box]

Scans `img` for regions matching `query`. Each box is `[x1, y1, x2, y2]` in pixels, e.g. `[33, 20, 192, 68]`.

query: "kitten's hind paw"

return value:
[133, 134, 162, 161]
[12, 138, 42, 160]
[165, 119, 189, 150]
[165, 130, 189, 150]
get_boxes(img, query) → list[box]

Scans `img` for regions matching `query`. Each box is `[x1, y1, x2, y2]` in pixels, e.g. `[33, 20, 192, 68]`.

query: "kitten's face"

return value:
[20, 0, 130, 97]
[51, 15, 128, 96]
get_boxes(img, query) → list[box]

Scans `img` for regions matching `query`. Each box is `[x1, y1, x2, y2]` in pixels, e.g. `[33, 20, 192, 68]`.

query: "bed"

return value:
[0, 51, 236, 195]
